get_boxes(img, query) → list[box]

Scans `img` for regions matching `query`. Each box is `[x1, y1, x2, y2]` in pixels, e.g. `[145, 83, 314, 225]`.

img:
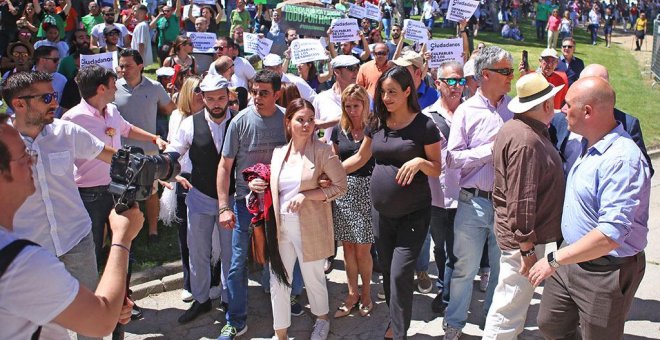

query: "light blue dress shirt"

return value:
[562, 123, 650, 257]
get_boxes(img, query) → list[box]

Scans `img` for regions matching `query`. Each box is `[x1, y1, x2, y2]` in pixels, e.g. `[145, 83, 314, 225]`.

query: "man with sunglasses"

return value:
[90, 6, 130, 50]
[164, 74, 236, 324]
[356, 43, 394, 98]
[555, 37, 585, 87]
[32, 46, 67, 118]
[519, 48, 568, 110]
[1, 71, 119, 340]
[444, 46, 514, 340]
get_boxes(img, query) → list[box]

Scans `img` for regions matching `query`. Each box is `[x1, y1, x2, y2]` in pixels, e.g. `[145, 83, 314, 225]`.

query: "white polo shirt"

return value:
[313, 86, 342, 144]
[13, 119, 105, 256]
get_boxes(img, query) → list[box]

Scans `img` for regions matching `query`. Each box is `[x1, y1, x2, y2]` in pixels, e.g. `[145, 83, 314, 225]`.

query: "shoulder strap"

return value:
[429, 111, 451, 139]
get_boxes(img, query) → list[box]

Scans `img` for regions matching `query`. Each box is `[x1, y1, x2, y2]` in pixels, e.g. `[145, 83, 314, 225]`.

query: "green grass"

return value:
[427, 18, 660, 147]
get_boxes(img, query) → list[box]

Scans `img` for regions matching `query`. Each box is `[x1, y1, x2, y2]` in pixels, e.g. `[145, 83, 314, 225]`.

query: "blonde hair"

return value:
[177, 75, 202, 118]
[340, 84, 370, 133]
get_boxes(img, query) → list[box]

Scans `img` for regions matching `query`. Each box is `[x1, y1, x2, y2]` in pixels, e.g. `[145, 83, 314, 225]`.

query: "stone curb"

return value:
[649, 148, 660, 160]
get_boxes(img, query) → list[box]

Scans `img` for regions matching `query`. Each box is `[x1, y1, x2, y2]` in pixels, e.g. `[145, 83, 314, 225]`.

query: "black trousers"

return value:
[375, 207, 431, 340]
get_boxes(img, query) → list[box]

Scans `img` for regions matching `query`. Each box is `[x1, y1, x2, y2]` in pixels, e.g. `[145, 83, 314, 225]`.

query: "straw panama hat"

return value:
[508, 73, 564, 114]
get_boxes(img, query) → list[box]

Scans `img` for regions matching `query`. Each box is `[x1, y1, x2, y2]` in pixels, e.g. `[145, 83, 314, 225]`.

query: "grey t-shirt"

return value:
[114, 76, 170, 153]
[222, 104, 287, 199]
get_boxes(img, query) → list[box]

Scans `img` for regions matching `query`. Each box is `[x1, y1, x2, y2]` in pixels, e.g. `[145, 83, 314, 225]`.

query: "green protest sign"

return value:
[280, 4, 345, 37]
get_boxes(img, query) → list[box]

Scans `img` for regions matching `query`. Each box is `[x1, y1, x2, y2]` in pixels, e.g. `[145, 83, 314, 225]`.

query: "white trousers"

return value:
[482, 242, 556, 340]
[270, 214, 329, 330]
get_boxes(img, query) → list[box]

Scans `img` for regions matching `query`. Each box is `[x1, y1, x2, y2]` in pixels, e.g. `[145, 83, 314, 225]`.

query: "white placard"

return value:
[80, 52, 118, 70]
[320, 0, 332, 4]
[187, 31, 216, 53]
[330, 18, 360, 43]
[364, 2, 381, 21]
[243, 33, 273, 59]
[183, 4, 201, 18]
[427, 38, 464, 68]
[348, 3, 366, 19]
[446, 0, 480, 23]
[403, 19, 429, 44]
[193, 0, 216, 5]
[290, 38, 328, 65]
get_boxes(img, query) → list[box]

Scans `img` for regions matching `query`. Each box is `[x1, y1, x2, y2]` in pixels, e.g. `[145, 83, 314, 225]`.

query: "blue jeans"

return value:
[226, 198, 252, 330]
[445, 190, 501, 330]
[382, 18, 392, 39]
[536, 20, 547, 40]
[424, 18, 435, 29]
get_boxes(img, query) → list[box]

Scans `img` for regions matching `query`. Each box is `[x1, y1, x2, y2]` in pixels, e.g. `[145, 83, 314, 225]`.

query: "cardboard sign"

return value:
[364, 2, 381, 21]
[187, 32, 216, 53]
[80, 52, 118, 70]
[290, 38, 328, 65]
[194, 0, 216, 5]
[403, 19, 429, 44]
[244, 33, 273, 59]
[330, 18, 360, 43]
[280, 4, 344, 38]
[348, 3, 366, 19]
[446, 0, 480, 23]
[183, 4, 201, 17]
[427, 38, 464, 68]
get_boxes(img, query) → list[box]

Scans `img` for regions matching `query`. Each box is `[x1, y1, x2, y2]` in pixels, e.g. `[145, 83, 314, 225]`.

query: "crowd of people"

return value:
[0, 0, 655, 340]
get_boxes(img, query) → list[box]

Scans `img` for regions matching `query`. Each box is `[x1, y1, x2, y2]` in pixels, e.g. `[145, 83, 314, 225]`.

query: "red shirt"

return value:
[545, 71, 569, 109]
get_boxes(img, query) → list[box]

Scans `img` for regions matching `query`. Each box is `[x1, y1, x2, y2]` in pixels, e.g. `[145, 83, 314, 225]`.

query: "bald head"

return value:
[214, 56, 234, 77]
[564, 77, 616, 139]
[572, 76, 615, 112]
[580, 64, 609, 81]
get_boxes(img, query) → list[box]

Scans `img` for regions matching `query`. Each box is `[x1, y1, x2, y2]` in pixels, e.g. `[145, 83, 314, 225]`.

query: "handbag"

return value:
[250, 220, 267, 265]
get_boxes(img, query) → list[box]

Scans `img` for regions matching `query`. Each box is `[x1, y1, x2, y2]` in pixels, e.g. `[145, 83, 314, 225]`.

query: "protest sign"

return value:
[80, 52, 118, 70]
[330, 18, 360, 43]
[280, 4, 344, 37]
[403, 19, 429, 44]
[320, 0, 332, 4]
[193, 0, 215, 5]
[290, 38, 328, 65]
[364, 2, 381, 21]
[187, 31, 216, 53]
[183, 4, 201, 17]
[427, 38, 464, 68]
[244, 33, 273, 59]
[348, 3, 366, 19]
[446, 0, 479, 23]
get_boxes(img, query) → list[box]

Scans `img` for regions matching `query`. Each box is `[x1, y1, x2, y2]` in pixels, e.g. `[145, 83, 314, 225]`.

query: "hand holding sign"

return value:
[187, 32, 217, 53]
[330, 18, 360, 43]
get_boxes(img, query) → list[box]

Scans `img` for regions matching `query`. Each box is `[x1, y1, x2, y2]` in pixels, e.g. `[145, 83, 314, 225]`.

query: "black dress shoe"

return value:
[112, 324, 124, 340]
[431, 294, 447, 314]
[131, 303, 143, 320]
[218, 301, 229, 313]
[178, 300, 212, 324]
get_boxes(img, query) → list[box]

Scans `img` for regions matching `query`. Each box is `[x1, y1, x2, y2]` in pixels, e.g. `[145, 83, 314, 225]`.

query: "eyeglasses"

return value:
[373, 51, 387, 56]
[42, 57, 60, 63]
[19, 32, 32, 37]
[338, 65, 360, 72]
[250, 89, 272, 97]
[485, 68, 514, 76]
[562, 45, 574, 49]
[11, 148, 38, 165]
[104, 12, 115, 16]
[12, 51, 30, 58]
[541, 57, 558, 64]
[193, 86, 202, 94]
[439, 77, 467, 86]
[18, 92, 58, 104]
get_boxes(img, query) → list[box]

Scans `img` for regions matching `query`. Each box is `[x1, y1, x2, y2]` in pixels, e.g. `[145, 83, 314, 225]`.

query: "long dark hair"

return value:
[284, 98, 315, 142]
[371, 66, 420, 130]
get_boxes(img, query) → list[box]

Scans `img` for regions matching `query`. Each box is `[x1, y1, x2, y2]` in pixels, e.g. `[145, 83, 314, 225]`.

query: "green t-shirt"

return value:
[81, 14, 103, 35]
[536, 3, 551, 21]
[230, 10, 250, 35]
[57, 55, 77, 81]
[37, 11, 66, 40]
[157, 14, 180, 47]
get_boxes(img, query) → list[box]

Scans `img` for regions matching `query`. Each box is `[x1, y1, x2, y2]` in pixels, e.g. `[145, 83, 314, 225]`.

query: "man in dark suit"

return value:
[549, 64, 653, 176]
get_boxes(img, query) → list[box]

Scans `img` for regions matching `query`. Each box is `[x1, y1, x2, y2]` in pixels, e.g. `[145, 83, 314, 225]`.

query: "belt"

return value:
[463, 187, 493, 200]
[578, 252, 642, 272]
[78, 185, 110, 193]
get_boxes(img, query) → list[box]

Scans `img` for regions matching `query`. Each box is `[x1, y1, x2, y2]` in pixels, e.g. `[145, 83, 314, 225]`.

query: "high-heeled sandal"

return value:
[359, 300, 374, 317]
[334, 295, 360, 318]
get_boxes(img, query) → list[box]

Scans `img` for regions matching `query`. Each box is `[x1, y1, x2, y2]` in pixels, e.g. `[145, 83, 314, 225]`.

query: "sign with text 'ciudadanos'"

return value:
[280, 4, 345, 38]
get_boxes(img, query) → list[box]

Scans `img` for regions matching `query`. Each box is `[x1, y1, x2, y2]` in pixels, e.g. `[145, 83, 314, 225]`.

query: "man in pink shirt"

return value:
[61, 65, 167, 263]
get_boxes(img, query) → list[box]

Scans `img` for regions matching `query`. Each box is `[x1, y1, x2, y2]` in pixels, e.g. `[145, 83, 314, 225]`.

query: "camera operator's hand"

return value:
[219, 210, 236, 229]
[248, 178, 267, 194]
[109, 204, 145, 245]
[176, 175, 192, 190]
[118, 297, 134, 325]
[154, 136, 168, 150]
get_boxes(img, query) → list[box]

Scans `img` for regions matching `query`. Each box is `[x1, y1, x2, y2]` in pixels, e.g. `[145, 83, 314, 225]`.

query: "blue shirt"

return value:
[556, 55, 584, 87]
[417, 79, 440, 111]
[562, 123, 650, 257]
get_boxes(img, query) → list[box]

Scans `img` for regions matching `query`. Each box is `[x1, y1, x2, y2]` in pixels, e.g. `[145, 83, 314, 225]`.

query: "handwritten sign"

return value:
[187, 32, 216, 53]
[403, 19, 429, 44]
[348, 3, 366, 19]
[290, 38, 328, 65]
[446, 0, 480, 22]
[80, 52, 118, 70]
[427, 38, 464, 68]
[280, 4, 344, 38]
[183, 4, 201, 17]
[330, 18, 360, 43]
[244, 33, 273, 59]
[364, 2, 381, 21]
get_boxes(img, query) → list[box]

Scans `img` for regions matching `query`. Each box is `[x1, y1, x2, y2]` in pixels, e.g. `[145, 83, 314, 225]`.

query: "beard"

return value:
[24, 107, 55, 128]
[207, 104, 228, 119]
[104, 18, 114, 24]
[392, 32, 400, 39]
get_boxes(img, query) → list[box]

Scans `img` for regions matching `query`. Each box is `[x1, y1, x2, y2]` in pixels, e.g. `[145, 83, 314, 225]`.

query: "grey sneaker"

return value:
[444, 325, 462, 340]
[479, 271, 490, 292]
[377, 287, 386, 300]
[310, 319, 330, 340]
[417, 271, 433, 293]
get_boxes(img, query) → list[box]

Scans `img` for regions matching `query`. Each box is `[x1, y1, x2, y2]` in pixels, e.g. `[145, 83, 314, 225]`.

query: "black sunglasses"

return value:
[485, 68, 514, 76]
[19, 92, 58, 104]
[338, 65, 359, 72]
[373, 51, 387, 56]
[439, 77, 467, 86]
[228, 100, 238, 106]
[213, 46, 226, 51]
[562, 45, 574, 49]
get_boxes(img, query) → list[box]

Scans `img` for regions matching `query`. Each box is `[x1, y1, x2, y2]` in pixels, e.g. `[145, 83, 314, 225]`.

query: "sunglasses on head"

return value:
[439, 77, 467, 86]
[18, 92, 58, 104]
[485, 68, 514, 76]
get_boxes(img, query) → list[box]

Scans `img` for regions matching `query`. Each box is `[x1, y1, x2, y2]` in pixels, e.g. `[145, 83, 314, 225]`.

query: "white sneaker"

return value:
[181, 289, 193, 302]
[479, 271, 489, 292]
[209, 285, 222, 300]
[444, 326, 462, 340]
[310, 319, 330, 340]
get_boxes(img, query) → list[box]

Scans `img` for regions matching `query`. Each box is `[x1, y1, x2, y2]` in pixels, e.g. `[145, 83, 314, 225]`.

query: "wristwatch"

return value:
[520, 248, 536, 257]
[547, 251, 561, 268]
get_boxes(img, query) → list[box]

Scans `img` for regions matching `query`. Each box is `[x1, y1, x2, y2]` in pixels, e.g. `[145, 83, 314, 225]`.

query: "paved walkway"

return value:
[121, 157, 660, 339]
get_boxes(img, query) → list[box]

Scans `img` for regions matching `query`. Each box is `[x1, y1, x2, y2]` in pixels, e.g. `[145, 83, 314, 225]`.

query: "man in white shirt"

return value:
[262, 54, 317, 103]
[208, 37, 256, 110]
[90, 7, 130, 49]
[130, 5, 153, 68]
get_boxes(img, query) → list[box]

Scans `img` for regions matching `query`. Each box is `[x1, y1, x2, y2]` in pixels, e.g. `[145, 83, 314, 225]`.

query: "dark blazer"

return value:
[549, 109, 654, 177]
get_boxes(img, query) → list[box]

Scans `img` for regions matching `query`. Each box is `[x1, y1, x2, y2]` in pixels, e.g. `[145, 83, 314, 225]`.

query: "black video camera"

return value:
[109, 146, 181, 213]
